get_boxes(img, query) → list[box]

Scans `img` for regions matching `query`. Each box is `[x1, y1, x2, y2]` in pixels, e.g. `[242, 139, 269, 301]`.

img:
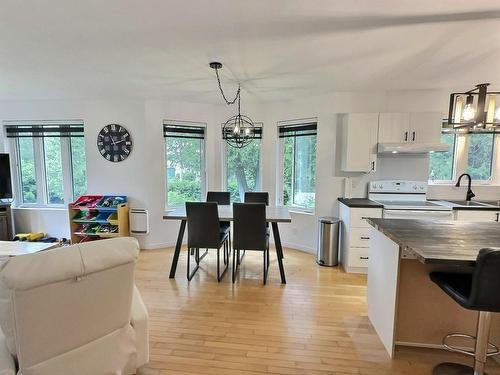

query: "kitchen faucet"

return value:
[455, 173, 475, 201]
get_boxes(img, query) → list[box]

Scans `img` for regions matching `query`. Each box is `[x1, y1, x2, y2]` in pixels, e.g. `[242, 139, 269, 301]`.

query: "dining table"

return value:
[163, 205, 292, 283]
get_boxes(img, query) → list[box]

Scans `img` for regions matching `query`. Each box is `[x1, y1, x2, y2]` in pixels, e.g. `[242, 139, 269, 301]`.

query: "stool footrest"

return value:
[443, 333, 500, 357]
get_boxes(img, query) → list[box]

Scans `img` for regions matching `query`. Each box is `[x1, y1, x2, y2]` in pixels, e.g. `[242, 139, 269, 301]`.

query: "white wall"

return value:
[2, 88, 499, 251]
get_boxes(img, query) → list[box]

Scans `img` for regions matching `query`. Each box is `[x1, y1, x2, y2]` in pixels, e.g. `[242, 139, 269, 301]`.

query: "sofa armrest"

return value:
[0, 332, 15, 375]
[131, 285, 149, 368]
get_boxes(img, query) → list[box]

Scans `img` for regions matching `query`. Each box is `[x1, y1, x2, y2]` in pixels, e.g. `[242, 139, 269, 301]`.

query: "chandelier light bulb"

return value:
[233, 125, 240, 134]
[495, 106, 500, 121]
[245, 128, 251, 135]
[462, 103, 476, 122]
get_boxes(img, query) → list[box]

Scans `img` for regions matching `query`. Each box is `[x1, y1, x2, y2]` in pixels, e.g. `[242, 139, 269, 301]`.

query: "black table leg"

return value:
[271, 222, 286, 284]
[169, 219, 186, 278]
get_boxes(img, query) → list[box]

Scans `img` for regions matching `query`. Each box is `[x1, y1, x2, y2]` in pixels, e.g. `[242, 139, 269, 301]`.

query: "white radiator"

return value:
[130, 208, 149, 234]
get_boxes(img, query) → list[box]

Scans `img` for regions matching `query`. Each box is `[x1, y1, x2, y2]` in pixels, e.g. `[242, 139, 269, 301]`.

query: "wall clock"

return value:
[97, 124, 132, 162]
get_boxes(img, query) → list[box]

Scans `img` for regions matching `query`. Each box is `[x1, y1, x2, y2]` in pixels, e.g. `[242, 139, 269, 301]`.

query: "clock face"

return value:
[97, 124, 132, 162]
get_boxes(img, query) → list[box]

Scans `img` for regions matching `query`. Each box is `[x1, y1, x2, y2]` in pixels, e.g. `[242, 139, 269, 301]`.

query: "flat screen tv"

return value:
[0, 154, 13, 200]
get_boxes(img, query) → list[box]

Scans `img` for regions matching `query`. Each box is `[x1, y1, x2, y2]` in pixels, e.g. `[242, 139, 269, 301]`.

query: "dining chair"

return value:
[232, 203, 271, 284]
[185, 202, 230, 282]
[206, 191, 231, 264]
[244, 192, 269, 205]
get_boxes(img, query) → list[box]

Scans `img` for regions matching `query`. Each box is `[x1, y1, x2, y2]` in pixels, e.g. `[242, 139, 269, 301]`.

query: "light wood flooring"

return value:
[135, 246, 500, 375]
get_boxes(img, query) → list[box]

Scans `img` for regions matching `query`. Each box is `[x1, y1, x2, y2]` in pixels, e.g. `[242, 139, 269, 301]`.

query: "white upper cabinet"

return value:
[409, 112, 443, 144]
[341, 113, 379, 173]
[378, 112, 442, 144]
[378, 113, 410, 143]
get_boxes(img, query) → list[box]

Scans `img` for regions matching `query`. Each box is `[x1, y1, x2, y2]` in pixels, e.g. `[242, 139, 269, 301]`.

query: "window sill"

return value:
[12, 206, 67, 211]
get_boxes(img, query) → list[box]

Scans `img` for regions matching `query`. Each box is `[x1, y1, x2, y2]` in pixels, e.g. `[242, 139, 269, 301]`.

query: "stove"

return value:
[368, 180, 453, 220]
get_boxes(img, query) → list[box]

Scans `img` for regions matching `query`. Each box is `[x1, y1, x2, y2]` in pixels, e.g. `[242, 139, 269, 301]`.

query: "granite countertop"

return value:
[338, 198, 383, 208]
[367, 218, 500, 266]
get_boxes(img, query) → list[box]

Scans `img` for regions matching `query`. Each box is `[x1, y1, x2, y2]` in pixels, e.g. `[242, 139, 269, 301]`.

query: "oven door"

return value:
[383, 209, 454, 220]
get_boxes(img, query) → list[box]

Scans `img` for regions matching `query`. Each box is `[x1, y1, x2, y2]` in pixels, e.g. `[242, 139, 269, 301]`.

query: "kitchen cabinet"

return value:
[378, 113, 410, 143]
[339, 203, 382, 274]
[409, 112, 442, 144]
[378, 112, 442, 144]
[341, 113, 378, 173]
[454, 209, 500, 222]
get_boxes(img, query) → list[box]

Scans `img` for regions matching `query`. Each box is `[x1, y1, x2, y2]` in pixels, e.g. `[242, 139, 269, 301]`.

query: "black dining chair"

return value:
[232, 203, 271, 284]
[206, 191, 231, 264]
[185, 202, 230, 282]
[244, 192, 269, 205]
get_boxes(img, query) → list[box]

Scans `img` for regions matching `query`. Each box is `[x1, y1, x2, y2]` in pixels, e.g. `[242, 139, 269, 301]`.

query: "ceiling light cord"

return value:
[214, 66, 240, 106]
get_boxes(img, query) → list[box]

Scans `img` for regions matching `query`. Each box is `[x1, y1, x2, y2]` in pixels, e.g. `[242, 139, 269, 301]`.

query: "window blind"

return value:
[5, 123, 84, 138]
[163, 122, 206, 139]
[278, 122, 317, 138]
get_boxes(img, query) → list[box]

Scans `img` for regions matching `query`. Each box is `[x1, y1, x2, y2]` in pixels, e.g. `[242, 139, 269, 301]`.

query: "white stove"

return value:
[368, 180, 453, 220]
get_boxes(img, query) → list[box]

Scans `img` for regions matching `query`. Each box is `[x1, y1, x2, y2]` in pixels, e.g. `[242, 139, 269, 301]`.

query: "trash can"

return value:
[317, 217, 340, 266]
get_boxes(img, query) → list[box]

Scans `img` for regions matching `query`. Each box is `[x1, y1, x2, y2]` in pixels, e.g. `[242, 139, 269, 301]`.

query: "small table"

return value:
[0, 241, 59, 257]
[163, 205, 292, 283]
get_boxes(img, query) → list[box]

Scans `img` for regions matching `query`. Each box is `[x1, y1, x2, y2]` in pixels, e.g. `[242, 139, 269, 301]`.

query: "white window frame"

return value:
[221, 122, 263, 199]
[164, 120, 207, 209]
[276, 118, 317, 214]
[429, 131, 498, 186]
[6, 120, 86, 208]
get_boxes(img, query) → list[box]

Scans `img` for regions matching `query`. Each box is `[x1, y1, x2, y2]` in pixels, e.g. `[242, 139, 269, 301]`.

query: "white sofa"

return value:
[0, 237, 149, 375]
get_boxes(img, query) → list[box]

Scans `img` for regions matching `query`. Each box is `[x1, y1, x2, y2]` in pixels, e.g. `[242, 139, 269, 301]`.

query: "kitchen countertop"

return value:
[338, 198, 383, 208]
[434, 200, 500, 211]
[366, 218, 500, 266]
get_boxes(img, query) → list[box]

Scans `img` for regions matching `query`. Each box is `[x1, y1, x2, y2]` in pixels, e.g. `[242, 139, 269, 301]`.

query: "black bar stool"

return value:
[232, 203, 270, 284]
[430, 248, 500, 375]
[185, 202, 230, 282]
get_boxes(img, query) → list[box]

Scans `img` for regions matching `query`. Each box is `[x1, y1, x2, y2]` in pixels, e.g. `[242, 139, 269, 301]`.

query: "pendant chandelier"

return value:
[447, 83, 500, 132]
[210, 62, 256, 148]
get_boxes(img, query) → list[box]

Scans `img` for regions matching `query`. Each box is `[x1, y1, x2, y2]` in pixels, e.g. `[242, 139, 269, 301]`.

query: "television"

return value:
[0, 154, 13, 200]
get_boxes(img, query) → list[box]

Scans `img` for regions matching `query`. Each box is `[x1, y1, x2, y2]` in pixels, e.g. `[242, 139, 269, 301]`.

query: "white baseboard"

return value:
[141, 240, 185, 250]
[280, 241, 315, 254]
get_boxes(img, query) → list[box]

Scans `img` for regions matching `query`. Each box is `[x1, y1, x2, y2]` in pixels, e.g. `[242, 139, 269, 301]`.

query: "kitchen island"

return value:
[366, 218, 500, 358]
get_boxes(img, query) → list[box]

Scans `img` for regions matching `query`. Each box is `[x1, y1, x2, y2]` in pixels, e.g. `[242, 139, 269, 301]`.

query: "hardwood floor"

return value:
[135, 247, 500, 375]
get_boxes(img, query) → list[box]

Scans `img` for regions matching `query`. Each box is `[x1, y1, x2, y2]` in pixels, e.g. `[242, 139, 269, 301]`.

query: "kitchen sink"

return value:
[445, 200, 495, 207]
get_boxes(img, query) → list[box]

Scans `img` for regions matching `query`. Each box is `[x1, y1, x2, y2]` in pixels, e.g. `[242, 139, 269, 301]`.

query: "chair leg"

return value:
[232, 248, 237, 283]
[187, 248, 199, 281]
[217, 240, 230, 282]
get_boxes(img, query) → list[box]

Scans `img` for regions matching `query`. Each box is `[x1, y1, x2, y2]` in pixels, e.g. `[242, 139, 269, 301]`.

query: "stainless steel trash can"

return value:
[317, 217, 340, 266]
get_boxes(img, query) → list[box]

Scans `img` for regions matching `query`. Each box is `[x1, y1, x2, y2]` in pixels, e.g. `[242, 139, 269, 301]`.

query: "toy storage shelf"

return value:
[68, 195, 130, 244]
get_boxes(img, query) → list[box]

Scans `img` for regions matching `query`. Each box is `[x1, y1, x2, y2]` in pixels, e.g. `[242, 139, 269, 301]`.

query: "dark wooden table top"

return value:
[367, 218, 500, 265]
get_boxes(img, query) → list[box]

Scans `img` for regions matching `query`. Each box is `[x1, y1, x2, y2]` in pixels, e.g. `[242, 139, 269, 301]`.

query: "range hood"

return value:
[377, 142, 449, 154]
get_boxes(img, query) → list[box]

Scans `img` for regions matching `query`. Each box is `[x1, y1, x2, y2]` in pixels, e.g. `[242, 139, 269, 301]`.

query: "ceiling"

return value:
[1, 0, 500, 102]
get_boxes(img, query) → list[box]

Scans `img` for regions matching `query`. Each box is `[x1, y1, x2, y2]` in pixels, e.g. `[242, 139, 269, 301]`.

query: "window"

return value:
[164, 121, 206, 207]
[466, 133, 494, 180]
[224, 125, 262, 202]
[6, 121, 87, 206]
[428, 130, 496, 183]
[278, 120, 317, 211]
[429, 133, 456, 182]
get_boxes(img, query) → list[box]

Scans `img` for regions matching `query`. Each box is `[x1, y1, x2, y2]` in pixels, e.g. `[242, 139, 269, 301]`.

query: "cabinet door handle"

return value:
[371, 161, 375, 171]
[412, 131, 416, 142]
[360, 256, 369, 260]
[496, 213, 499, 222]
[360, 236, 370, 240]
[404, 131, 408, 142]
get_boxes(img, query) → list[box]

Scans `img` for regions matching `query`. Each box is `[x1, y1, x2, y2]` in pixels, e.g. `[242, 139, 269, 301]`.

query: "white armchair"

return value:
[0, 237, 149, 375]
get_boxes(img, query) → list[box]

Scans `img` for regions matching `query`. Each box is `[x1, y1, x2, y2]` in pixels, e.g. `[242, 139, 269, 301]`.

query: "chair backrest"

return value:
[244, 192, 269, 205]
[468, 248, 500, 312]
[0, 237, 139, 369]
[206, 191, 230, 205]
[186, 202, 221, 249]
[233, 203, 267, 250]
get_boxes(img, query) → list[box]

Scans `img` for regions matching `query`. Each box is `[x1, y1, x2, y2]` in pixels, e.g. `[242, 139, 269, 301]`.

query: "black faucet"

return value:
[455, 173, 475, 201]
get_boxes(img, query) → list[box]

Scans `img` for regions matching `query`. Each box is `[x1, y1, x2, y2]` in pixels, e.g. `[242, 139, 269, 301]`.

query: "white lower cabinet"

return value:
[454, 210, 500, 222]
[339, 203, 382, 274]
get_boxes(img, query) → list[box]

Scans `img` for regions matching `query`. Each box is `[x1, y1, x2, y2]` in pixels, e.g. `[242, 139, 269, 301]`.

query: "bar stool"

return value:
[430, 248, 500, 375]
